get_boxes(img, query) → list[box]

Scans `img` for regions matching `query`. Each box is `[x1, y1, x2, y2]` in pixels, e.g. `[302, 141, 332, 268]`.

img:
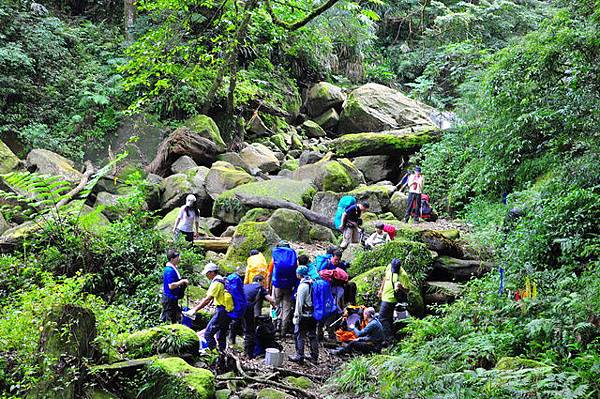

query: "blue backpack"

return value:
[311, 279, 338, 321]
[314, 254, 333, 272]
[216, 273, 247, 320]
[334, 196, 357, 229]
[271, 247, 298, 289]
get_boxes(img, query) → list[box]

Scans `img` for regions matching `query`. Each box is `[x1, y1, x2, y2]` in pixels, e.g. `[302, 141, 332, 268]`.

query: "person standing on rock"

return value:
[184, 263, 234, 351]
[340, 201, 370, 250]
[289, 266, 319, 365]
[403, 167, 424, 223]
[172, 194, 200, 242]
[161, 249, 189, 323]
[269, 241, 298, 337]
[377, 259, 407, 344]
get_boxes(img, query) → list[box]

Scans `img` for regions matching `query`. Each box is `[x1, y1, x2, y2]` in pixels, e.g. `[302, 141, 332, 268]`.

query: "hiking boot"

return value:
[182, 310, 196, 320]
[288, 354, 304, 364]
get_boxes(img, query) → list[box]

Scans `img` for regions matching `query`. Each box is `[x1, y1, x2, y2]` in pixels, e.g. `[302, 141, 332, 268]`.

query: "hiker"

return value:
[364, 222, 391, 249]
[160, 249, 189, 323]
[378, 258, 407, 344]
[339, 201, 370, 250]
[229, 274, 276, 358]
[172, 194, 200, 242]
[289, 266, 319, 364]
[268, 240, 298, 337]
[244, 249, 268, 285]
[403, 167, 424, 223]
[331, 307, 384, 355]
[184, 263, 234, 351]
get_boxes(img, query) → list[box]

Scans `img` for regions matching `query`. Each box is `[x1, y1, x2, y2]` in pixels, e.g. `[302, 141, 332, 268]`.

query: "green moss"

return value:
[146, 357, 215, 399]
[281, 159, 299, 171]
[121, 324, 199, 359]
[270, 133, 290, 152]
[186, 285, 207, 301]
[362, 212, 377, 223]
[0, 140, 19, 174]
[495, 357, 551, 371]
[185, 114, 226, 151]
[224, 222, 280, 267]
[348, 184, 393, 195]
[322, 161, 354, 192]
[240, 208, 274, 223]
[268, 208, 311, 243]
[284, 376, 313, 389]
[256, 388, 287, 399]
[331, 129, 440, 157]
[348, 240, 433, 282]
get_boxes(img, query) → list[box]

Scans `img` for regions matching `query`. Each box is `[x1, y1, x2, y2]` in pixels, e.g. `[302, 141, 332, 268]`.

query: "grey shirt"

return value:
[293, 278, 313, 324]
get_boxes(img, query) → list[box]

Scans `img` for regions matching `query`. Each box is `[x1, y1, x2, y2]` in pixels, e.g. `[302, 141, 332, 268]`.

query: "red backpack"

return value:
[383, 224, 396, 240]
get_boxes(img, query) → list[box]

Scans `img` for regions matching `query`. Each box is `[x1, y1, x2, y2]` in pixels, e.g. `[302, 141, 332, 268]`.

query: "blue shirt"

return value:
[163, 263, 183, 301]
[353, 317, 384, 343]
[344, 204, 361, 224]
[244, 283, 268, 307]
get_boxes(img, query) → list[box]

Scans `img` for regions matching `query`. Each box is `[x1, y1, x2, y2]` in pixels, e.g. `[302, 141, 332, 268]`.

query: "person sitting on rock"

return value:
[289, 266, 318, 365]
[160, 249, 189, 323]
[184, 263, 233, 351]
[331, 307, 384, 356]
[364, 222, 391, 249]
[172, 194, 200, 242]
[339, 201, 369, 250]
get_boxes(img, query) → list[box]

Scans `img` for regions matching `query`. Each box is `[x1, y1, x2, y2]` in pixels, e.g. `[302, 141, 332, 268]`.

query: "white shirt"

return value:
[177, 206, 198, 232]
[365, 231, 391, 247]
[407, 174, 424, 194]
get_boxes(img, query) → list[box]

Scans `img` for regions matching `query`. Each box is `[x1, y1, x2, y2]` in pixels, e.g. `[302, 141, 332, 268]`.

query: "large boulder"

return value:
[309, 224, 336, 242]
[160, 167, 211, 212]
[0, 213, 9, 236]
[212, 178, 316, 224]
[338, 83, 439, 134]
[331, 129, 440, 157]
[143, 357, 214, 399]
[267, 209, 311, 243]
[205, 161, 256, 200]
[301, 120, 326, 138]
[224, 222, 281, 269]
[218, 152, 258, 175]
[310, 191, 342, 222]
[171, 155, 198, 174]
[26, 149, 82, 183]
[305, 82, 346, 117]
[389, 191, 409, 219]
[299, 150, 324, 166]
[292, 154, 364, 192]
[347, 184, 394, 214]
[352, 155, 398, 183]
[314, 108, 340, 131]
[0, 140, 20, 174]
[120, 324, 199, 359]
[239, 143, 280, 173]
[184, 114, 226, 152]
[94, 191, 138, 220]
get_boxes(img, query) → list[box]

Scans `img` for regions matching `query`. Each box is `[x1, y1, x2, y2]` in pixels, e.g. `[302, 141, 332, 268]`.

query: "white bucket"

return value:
[264, 348, 284, 367]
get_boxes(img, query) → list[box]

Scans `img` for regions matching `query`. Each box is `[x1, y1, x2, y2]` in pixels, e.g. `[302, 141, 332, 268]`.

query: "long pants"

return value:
[340, 340, 381, 355]
[294, 316, 318, 361]
[205, 306, 231, 351]
[340, 225, 360, 249]
[379, 301, 395, 342]
[228, 308, 256, 357]
[404, 192, 422, 221]
[273, 287, 293, 334]
[160, 296, 181, 323]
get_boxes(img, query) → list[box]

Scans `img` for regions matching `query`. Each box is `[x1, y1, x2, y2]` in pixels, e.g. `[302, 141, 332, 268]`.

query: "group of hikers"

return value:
[161, 166, 428, 364]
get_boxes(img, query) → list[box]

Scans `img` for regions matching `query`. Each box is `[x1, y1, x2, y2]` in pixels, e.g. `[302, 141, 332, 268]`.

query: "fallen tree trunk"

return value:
[193, 237, 231, 252]
[430, 256, 493, 282]
[234, 193, 336, 229]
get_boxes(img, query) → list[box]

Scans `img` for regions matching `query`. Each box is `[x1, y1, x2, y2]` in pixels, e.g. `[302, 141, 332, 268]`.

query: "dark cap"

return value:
[415, 166, 421, 172]
[167, 249, 180, 260]
[375, 221, 385, 229]
[360, 201, 370, 208]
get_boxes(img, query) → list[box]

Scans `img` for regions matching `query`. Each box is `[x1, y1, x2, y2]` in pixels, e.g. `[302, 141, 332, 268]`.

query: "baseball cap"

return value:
[202, 262, 219, 275]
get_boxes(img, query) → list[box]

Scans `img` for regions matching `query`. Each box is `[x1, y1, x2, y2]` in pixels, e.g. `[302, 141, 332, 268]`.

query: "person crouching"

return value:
[332, 307, 384, 356]
[288, 266, 318, 365]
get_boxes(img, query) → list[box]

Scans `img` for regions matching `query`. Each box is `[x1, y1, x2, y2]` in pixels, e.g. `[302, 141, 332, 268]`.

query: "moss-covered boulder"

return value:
[185, 114, 226, 152]
[171, 155, 198, 174]
[302, 120, 326, 138]
[314, 107, 340, 131]
[26, 149, 82, 183]
[144, 357, 215, 399]
[239, 208, 274, 224]
[120, 324, 199, 359]
[309, 224, 336, 242]
[352, 266, 424, 315]
[347, 184, 393, 213]
[267, 208, 311, 243]
[292, 154, 364, 192]
[331, 129, 440, 158]
[224, 222, 281, 269]
[284, 376, 313, 389]
[256, 388, 287, 399]
[337, 83, 438, 134]
[160, 167, 210, 212]
[239, 143, 280, 173]
[305, 82, 346, 117]
[352, 155, 398, 183]
[281, 159, 299, 172]
[95, 191, 146, 220]
[218, 152, 257, 175]
[271, 133, 291, 152]
[495, 357, 551, 371]
[212, 178, 316, 224]
[389, 191, 408, 219]
[205, 161, 256, 200]
[0, 140, 20, 174]
[348, 240, 433, 281]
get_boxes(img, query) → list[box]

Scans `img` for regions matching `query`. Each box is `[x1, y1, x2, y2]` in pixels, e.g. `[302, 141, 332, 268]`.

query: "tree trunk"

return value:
[234, 193, 336, 229]
[429, 256, 493, 282]
[124, 0, 135, 41]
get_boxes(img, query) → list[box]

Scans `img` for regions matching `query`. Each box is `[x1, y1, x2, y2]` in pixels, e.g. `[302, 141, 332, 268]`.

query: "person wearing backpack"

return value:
[268, 241, 298, 337]
[289, 266, 319, 364]
[184, 263, 234, 351]
[403, 167, 425, 223]
[364, 222, 391, 249]
[244, 249, 268, 285]
[160, 249, 189, 323]
[340, 201, 370, 250]
[377, 258, 408, 344]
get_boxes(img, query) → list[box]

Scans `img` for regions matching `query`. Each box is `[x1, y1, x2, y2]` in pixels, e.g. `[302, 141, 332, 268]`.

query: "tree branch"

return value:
[56, 161, 95, 208]
[265, 0, 341, 31]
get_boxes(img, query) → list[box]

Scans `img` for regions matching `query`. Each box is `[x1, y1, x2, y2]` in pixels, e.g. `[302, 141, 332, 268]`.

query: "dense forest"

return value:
[0, 0, 598, 398]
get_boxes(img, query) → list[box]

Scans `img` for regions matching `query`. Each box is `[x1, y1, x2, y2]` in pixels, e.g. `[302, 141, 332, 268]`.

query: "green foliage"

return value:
[0, 2, 124, 160]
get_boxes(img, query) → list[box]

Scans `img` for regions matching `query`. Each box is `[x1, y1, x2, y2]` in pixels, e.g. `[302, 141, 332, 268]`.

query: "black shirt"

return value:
[344, 204, 361, 224]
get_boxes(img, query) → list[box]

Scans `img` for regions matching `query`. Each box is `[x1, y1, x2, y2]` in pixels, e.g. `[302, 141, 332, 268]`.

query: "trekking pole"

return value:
[328, 316, 343, 329]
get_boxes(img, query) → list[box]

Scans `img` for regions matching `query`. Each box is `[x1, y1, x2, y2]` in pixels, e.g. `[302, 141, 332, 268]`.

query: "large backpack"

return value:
[314, 254, 332, 273]
[216, 273, 248, 320]
[271, 246, 298, 289]
[245, 253, 268, 284]
[311, 279, 338, 321]
[334, 196, 357, 230]
[383, 224, 396, 240]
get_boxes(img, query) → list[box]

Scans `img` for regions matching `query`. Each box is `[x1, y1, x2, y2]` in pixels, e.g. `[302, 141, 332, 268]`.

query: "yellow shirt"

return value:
[207, 276, 234, 312]
[381, 264, 400, 303]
